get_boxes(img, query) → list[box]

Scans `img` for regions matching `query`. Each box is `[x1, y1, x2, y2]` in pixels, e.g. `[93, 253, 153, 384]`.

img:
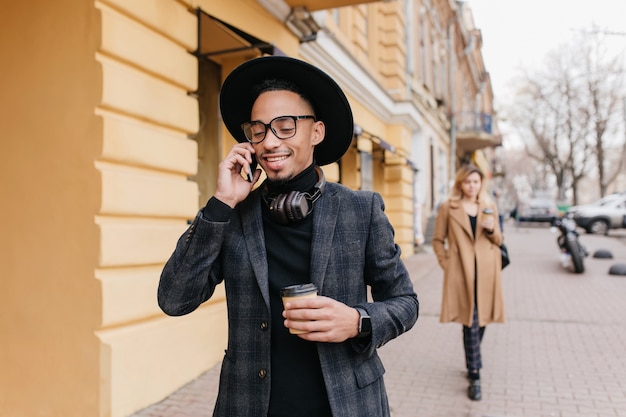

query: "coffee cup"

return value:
[482, 208, 495, 231]
[281, 283, 318, 334]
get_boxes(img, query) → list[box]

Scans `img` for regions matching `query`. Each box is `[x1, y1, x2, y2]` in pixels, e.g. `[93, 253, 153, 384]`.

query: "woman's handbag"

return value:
[500, 243, 510, 269]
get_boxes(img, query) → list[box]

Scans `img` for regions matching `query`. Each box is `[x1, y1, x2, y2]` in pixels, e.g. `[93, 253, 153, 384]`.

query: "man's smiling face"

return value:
[250, 90, 324, 184]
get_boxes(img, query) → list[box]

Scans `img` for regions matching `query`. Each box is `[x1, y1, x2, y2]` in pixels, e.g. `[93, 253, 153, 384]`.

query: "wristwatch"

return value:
[354, 307, 371, 338]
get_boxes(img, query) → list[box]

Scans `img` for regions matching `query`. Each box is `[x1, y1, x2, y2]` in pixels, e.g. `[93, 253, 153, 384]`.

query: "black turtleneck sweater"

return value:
[263, 164, 331, 417]
[203, 164, 331, 417]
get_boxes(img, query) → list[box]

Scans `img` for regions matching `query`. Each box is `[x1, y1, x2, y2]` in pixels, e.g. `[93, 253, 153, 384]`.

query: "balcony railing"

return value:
[456, 111, 493, 134]
[455, 112, 500, 151]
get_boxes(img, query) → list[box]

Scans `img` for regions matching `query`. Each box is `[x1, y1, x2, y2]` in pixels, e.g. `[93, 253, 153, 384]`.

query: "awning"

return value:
[195, 9, 283, 61]
[356, 127, 418, 172]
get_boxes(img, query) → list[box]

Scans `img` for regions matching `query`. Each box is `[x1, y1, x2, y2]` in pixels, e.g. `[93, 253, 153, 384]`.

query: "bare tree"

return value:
[508, 58, 592, 203]
[577, 31, 626, 196]
[506, 30, 625, 204]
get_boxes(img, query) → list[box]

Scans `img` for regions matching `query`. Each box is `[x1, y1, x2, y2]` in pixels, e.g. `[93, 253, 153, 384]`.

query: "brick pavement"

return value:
[131, 222, 626, 417]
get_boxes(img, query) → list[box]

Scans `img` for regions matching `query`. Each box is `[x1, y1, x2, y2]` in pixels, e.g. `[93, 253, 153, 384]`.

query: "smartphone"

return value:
[247, 155, 257, 183]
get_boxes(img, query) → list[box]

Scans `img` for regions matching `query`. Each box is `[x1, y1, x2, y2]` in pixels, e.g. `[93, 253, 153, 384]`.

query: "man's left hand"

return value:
[282, 296, 360, 342]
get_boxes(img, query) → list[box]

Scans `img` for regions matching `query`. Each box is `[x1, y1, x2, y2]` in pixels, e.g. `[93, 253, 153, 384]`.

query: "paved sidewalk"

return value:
[131, 222, 626, 417]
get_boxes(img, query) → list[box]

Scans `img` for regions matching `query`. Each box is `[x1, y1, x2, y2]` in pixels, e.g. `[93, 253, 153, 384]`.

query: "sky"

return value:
[467, 0, 626, 104]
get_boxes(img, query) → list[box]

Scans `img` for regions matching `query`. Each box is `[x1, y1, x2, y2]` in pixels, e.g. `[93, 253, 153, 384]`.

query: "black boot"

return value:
[468, 379, 482, 401]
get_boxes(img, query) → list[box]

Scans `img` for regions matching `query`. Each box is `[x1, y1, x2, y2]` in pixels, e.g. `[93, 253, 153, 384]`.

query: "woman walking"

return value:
[432, 164, 505, 401]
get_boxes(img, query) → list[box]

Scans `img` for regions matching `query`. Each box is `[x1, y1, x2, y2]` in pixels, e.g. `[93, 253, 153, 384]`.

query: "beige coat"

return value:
[432, 199, 506, 327]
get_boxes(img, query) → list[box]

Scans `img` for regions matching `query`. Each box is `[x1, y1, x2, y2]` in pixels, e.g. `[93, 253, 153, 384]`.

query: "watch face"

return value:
[361, 316, 372, 334]
[356, 307, 371, 337]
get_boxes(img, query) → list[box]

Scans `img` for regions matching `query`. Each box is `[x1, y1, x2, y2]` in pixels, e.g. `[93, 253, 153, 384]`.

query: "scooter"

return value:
[550, 214, 588, 273]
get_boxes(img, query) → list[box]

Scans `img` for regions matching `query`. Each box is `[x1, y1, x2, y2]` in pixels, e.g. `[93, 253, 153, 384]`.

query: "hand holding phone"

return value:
[246, 155, 257, 183]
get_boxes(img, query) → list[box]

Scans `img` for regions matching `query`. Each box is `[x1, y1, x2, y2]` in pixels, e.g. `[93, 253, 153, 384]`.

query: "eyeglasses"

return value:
[241, 115, 316, 144]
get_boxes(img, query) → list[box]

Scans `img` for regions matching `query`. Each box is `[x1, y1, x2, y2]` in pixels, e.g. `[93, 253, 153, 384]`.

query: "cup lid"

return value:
[281, 283, 317, 297]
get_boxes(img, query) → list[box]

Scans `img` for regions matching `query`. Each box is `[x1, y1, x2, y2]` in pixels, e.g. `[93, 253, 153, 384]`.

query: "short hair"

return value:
[252, 79, 317, 117]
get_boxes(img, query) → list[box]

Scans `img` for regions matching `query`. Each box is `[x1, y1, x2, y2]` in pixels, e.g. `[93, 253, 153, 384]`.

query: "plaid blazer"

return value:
[158, 182, 419, 417]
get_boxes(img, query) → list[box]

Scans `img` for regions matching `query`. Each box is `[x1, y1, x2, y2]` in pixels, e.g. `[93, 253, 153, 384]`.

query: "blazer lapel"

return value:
[449, 200, 474, 240]
[309, 187, 339, 292]
[241, 191, 270, 310]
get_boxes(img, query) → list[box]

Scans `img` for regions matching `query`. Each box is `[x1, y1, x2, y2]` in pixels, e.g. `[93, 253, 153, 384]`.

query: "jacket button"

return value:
[258, 369, 267, 379]
[260, 321, 269, 331]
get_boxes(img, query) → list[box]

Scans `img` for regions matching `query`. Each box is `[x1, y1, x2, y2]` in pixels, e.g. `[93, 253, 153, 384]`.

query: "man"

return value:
[158, 56, 418, 417]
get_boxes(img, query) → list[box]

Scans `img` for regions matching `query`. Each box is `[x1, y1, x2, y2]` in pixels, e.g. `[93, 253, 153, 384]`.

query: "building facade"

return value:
[0, 1, 499, 416]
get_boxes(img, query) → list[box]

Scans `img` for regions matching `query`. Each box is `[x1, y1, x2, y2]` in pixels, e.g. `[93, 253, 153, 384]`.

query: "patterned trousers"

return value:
[463, 304, 485, 371]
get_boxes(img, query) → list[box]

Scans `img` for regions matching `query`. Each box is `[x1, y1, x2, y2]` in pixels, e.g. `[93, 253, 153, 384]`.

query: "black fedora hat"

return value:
[219, 56, 354, 166]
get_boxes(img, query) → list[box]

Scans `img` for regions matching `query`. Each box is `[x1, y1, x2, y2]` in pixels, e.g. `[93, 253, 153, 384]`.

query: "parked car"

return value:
[567, 193, 626, 235]
[515, 197, 559, 223]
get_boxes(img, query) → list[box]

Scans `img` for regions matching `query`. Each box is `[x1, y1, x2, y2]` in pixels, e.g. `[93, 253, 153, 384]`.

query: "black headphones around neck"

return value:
[262, 166, 326, 224]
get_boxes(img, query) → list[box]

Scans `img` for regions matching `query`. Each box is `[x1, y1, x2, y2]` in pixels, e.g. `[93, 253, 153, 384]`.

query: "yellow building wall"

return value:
[93, 1, 215, 417]
[0, 1, 103, 416]
[348, 99, 415, 255]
